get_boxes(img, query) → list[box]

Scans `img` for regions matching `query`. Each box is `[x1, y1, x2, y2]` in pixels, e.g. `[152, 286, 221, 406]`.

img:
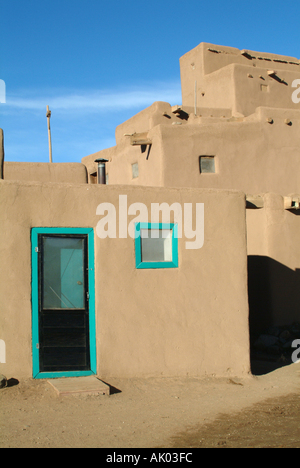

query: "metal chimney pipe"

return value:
[94, 158, 108, 184]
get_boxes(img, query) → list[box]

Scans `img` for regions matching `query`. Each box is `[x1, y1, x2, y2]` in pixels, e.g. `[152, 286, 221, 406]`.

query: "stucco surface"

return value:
[180, 42, 300, 117]
[4, 162, 88, 184]
[0, 180, 250, 379]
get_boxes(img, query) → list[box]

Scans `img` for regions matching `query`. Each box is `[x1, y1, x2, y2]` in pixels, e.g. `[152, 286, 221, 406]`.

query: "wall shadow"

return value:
[248, 256, 300, 375]
[248, 256, 300, 341]
[250, 359, 291, 376]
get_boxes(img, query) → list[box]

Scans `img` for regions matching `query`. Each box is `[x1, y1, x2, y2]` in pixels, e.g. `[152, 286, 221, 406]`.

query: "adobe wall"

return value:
[82, 102, 183, 187]
[160, 110, 300, 195]
[3, 162, 88, 184]
[83, 135, 164, 188]
[180, 42, 300, 117]
[82, 43, 300, 193]
[0, 180, 250, 380]
[83, 105, 300, 196]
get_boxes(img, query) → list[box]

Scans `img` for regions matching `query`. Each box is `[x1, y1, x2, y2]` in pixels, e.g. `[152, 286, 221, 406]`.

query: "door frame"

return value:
[31, 228, 97, 379]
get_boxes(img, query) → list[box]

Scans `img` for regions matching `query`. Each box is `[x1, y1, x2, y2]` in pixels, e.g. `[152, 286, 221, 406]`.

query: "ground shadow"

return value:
[101, 380, 122, 395]
[7, 378, 19, 387]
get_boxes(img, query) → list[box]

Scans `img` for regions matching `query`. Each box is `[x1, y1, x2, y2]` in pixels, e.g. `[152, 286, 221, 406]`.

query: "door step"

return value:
[47, 376, 110, 396]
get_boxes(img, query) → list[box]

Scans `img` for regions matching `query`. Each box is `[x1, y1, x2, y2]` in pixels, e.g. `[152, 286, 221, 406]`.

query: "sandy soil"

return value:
[1, 361, 300, 449]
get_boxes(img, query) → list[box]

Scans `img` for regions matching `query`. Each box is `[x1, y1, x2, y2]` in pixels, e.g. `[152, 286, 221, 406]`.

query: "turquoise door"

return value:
[31, 228, 96, 379]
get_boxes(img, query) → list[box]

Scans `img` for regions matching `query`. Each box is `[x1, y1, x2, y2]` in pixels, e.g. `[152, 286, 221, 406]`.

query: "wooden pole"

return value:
[46, 105, 53, 163]
[0, 128, 4, 179]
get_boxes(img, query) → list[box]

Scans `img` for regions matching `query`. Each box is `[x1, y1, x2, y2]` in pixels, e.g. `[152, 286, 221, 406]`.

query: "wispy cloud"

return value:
[5, 81, 182, 113]
[1, 80, 182, 163]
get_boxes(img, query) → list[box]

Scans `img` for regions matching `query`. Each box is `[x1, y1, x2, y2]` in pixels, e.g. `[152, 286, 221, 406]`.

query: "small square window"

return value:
[261, 84, 269, 92]
[132, 162, 139, 179]
[200, 156, 215, 174]
[135, 223, 178, 269]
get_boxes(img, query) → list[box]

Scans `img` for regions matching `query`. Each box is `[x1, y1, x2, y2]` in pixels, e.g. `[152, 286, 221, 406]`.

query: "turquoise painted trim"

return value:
[31, 229, 40, 378]
[135, 223, 142, 267]
[34, 371, 95, 380]
[87, 229, 97, 374]
[31, 227, 93, 235]
[31, 227, 97, 380]
[135, 223, 179, 269]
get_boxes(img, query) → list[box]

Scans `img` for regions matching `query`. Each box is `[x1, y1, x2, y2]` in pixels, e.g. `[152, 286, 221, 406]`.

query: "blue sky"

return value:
[1, 0, 300, 163]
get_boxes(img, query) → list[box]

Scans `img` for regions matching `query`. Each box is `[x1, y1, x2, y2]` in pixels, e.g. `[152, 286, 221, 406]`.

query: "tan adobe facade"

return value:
[83, 42, 300, 195]
[83, 42, 300, 337]
[0, 181, 250, 379]
[1, 42, 300, 381]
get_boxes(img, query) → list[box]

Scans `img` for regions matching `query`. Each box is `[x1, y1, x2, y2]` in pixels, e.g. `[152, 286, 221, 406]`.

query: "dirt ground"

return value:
[1, 361, 300, 449]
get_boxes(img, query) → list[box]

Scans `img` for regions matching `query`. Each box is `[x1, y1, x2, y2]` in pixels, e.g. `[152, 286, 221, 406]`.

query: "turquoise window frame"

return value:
[135, 223, 178, 269]
[31, 228, 97, 380]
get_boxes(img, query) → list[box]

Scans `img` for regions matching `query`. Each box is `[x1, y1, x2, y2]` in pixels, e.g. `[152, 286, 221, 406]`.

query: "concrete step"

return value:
[47, 376, 110, 396]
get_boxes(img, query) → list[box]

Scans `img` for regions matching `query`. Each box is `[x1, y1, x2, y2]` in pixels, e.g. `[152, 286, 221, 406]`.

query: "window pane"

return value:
[200, 156, 215, 173]
[140, 229, 173, 262]
[132, 163, 139, 179]
[43, 237, 85, 309]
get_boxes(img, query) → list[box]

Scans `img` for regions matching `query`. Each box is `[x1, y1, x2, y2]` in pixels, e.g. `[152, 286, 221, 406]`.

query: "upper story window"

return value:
[132, 162, 139, 179]
[199, 156, 215, 174]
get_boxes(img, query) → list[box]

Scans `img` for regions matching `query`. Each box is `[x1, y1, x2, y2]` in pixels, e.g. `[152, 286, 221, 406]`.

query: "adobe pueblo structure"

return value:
[84, 42, 300, 194]
[1, 43, 300, 381]
[83, 42, 300, 338]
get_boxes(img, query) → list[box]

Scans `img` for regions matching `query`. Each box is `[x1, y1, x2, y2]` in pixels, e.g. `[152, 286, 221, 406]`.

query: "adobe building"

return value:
[0, 175, 250, 380]
[83, 42, 300, 338]
[1, 42, 300, 381]
[83, 42, 300, 194]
